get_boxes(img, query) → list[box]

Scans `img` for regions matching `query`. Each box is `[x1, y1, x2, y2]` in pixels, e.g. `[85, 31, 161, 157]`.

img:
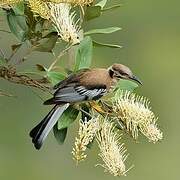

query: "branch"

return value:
[48, 45, 72, 71]
[0, 66, 51, 93]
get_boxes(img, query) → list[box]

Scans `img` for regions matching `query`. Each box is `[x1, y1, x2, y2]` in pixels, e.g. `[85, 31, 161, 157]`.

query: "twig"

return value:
[48, 45, 72, 71]
[0, 66, 51, 93]
[79, 108, 92, 118]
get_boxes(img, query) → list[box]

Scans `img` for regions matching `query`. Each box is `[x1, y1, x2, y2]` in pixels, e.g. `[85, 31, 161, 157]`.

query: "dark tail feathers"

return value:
[29, 104, 69, 150]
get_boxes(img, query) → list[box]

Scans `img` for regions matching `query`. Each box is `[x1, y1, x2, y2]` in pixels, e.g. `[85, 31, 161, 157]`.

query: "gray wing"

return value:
[53, 69, 90, 90]
[44, 84, 107, 105]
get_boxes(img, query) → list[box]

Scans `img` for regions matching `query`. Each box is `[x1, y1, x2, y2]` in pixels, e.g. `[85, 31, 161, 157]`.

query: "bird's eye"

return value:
[120, 72, 128, 76]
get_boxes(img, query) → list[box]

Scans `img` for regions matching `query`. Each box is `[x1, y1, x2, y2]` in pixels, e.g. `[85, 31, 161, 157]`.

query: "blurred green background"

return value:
[0, 0, 180, 179]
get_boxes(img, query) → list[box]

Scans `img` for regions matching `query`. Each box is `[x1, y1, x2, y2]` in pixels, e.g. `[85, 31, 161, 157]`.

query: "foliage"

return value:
[0, 0, 163, 177]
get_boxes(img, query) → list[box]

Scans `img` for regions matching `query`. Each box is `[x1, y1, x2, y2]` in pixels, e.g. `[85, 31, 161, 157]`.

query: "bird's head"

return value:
[108, 63, 142, 85]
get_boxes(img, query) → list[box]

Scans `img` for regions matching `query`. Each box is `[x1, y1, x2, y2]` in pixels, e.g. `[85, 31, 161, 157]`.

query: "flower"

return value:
[0, 0, 22, 7]
[72, 117, 100, 164]
[48, 2, 80, 44]
[28, 0, 50, 19]
[96, 119, 129, 176]
[113, 90, 163, 143]
[42, 0, 94, 6]
[140, 121, 163, 143]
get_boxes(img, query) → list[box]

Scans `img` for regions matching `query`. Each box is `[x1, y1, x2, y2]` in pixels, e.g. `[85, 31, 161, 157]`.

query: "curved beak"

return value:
[130, 75, 143, 85]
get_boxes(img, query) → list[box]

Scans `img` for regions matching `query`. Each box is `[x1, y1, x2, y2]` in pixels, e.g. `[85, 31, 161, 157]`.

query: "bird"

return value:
[29, 63, 142, 150]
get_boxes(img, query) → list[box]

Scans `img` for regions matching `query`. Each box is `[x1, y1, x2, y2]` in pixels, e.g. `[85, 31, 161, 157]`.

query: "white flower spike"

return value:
[72, 117, 100, 164]
[113, 91, 163, 143]
[48, 3, 80, 45]
[96, 119, 129, 176]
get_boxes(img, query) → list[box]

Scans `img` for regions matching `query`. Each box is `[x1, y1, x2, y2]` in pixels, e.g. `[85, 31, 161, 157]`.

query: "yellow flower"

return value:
[72, 117, 100, 164]
[28, 1, 80, 44]
[0, 0, 22, 7]
[96, 119, 129, 176]
[28, 0, 50, 19]
[113, 91, 163, 143]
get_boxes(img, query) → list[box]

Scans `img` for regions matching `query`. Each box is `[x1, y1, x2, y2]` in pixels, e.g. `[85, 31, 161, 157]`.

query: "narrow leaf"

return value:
[15, 15, 28, 32]
[6, 10, 28, 41]
[102, 4, 123, 11]
[74, 36, 93, 71]
[93, 40, 122, 48]
[6, 10, 25, 41]
[85, 6, 101, 21]
[57, 106, 79, 130]
[96, 0, 108, 9]
[84, 27, 121, 35]
[53, 125, 67, 144]
[13, 2, 25, 15]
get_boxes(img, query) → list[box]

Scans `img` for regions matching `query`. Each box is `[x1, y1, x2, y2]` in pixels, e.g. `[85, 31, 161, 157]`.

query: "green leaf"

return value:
[57, 106, 79, 130]
[33, 32, 58, 52]
[84, 27, 121, 35]
[114, 80, 139, 100]
[74, 36, 93, 71]
[93, 40, 122, 48]
[47, 71, 66, 85]
[53, 125, 67, 145]
[7, 11, 24, 41]
[102, 4, 122, 11]
[6, 10, 28, 41]
[85, 6, 101, 21]
[96, 0, 108, 9]
[13, 2, 25, 15]
[115, 79, 139, 92]
[15, 15, 28, 32]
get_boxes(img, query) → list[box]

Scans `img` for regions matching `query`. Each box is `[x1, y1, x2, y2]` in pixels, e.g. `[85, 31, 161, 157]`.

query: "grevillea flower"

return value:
[28, 1, 80, 44]
[72, 117, 100, 164]
[113, 91, 163, 143]
[28, 0, 50, 19]
[48, 2, 80, 44]
[0, 0, 22, 7]
[42, 0, 94, 6]
[96, 119, 129, 176]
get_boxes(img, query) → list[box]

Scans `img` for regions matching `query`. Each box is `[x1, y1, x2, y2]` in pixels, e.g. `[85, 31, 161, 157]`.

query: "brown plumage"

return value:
[53, 68, 114, 90]
[78, 68, 116, 90]
[29, 63, 142, 150]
